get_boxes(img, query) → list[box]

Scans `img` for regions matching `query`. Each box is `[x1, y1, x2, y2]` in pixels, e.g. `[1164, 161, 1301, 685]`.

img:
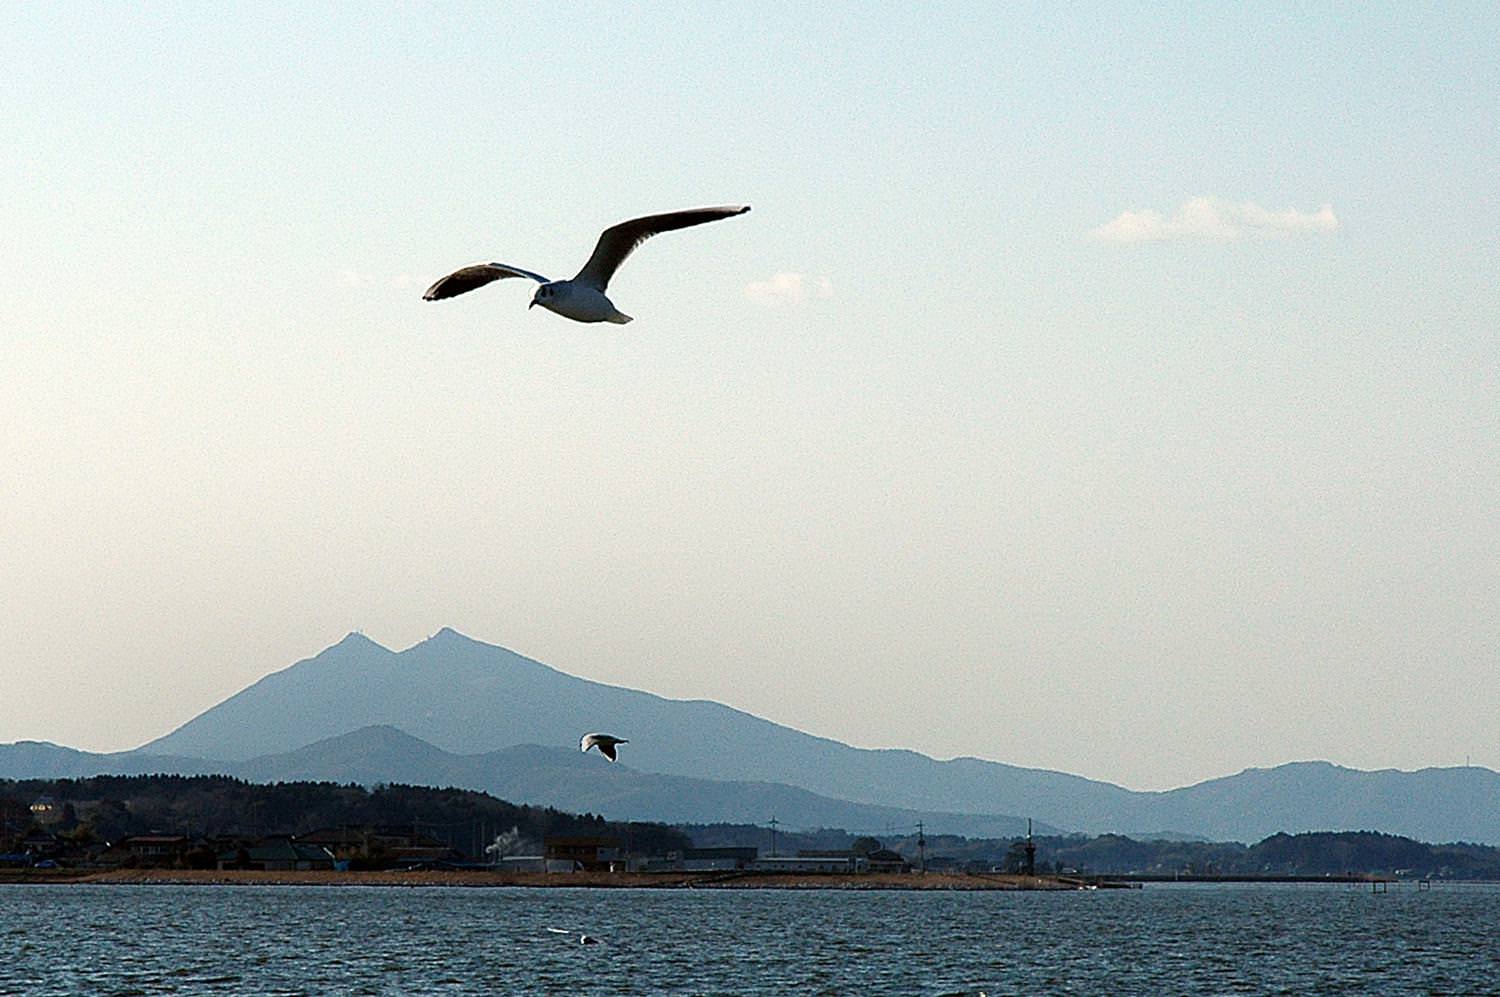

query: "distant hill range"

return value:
[5, 628, 1500, 844]
[0, 726, 1041, 839]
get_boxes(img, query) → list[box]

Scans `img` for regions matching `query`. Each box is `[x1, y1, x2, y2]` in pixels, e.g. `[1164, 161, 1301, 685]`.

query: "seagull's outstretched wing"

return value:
[423, 262, 550, 301]
[572, 205, 750, 291]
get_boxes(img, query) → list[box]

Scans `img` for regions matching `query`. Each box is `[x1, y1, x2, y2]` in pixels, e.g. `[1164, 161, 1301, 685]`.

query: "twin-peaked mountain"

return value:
[7, 628, 1500, 843]
[138, 629, 1124, 825]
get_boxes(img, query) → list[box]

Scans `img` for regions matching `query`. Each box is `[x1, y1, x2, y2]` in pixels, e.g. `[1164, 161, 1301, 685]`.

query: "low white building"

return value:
[498, 855, 547, 873]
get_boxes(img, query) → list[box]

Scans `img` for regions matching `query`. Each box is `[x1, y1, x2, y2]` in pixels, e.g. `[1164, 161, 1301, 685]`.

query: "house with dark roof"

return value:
[866, 848, 911, 873]
[115, 833, 192, 863]
[218, 836, 336, 871]
[92, 834, 193, 868]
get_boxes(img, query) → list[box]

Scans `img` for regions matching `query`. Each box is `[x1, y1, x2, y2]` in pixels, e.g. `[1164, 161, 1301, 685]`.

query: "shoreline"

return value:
[0, 868, 1097, 890]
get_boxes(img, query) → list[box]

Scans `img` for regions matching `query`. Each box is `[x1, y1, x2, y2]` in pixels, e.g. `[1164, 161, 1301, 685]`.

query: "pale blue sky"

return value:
[3, 3, 1496, 790]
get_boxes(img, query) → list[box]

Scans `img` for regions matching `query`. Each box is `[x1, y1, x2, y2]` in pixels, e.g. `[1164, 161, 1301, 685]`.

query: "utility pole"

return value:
[917, 821, 926, 874]
[769, 815, 780, 857]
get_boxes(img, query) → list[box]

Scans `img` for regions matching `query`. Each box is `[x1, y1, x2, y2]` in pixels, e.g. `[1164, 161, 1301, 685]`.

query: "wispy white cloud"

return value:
[743, 272, 834, 307]
[1088, 197, 1339, 244]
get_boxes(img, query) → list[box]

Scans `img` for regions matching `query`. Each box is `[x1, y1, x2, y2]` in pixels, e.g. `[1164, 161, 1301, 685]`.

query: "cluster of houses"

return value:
[3, 828, 915, 875]
[650, 846, 911, 875]
[4, 795, 916, 875]
[507, 842, 913, 875]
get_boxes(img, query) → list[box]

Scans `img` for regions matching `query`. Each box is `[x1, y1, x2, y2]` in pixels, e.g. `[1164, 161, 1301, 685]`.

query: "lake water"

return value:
[2, 882, 1496, 995]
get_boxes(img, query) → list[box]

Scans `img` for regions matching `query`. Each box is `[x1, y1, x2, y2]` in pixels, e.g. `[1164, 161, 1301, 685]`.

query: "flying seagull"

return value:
[580, 732, 627, 762]
[423, 205, 751, 324]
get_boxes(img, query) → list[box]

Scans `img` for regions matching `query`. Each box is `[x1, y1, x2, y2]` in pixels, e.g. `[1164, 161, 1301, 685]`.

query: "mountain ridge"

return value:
[142, 629, 1135, 816]
[8, 628, 1500, 843]
[0, 725, 1046, 838]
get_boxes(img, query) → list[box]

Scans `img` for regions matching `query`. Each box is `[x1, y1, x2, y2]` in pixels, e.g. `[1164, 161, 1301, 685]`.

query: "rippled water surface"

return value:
[3, 882, 1498, 995]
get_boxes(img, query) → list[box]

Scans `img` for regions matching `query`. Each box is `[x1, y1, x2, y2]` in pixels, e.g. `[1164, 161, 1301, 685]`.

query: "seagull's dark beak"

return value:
[528, 300, 537, 309]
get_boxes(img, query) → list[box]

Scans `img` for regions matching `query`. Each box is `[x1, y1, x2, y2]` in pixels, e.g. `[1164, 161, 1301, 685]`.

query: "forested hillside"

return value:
[1, 775, 690, 858]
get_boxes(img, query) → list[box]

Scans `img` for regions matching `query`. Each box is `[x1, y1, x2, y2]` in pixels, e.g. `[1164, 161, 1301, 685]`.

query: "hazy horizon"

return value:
[4, 5, 1496, 792]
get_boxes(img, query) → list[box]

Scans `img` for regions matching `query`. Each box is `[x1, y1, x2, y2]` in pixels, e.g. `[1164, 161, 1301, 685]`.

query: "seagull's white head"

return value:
[530, 282, 559, 310]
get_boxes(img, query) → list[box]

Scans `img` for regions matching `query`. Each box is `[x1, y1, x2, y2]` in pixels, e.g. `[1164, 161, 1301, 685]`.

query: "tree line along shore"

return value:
[6, 774, 1498, 883]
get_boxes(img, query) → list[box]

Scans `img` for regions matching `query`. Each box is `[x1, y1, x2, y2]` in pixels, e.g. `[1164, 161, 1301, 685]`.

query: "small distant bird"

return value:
[423, 205, 750, 324]
[580, 732, 628, 762]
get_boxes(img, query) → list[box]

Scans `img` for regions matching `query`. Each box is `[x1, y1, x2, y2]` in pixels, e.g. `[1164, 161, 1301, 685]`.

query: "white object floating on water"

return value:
[545, 926, 602, 945]
[423, 205, 751, 324]
[580, 732, 628, 762]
